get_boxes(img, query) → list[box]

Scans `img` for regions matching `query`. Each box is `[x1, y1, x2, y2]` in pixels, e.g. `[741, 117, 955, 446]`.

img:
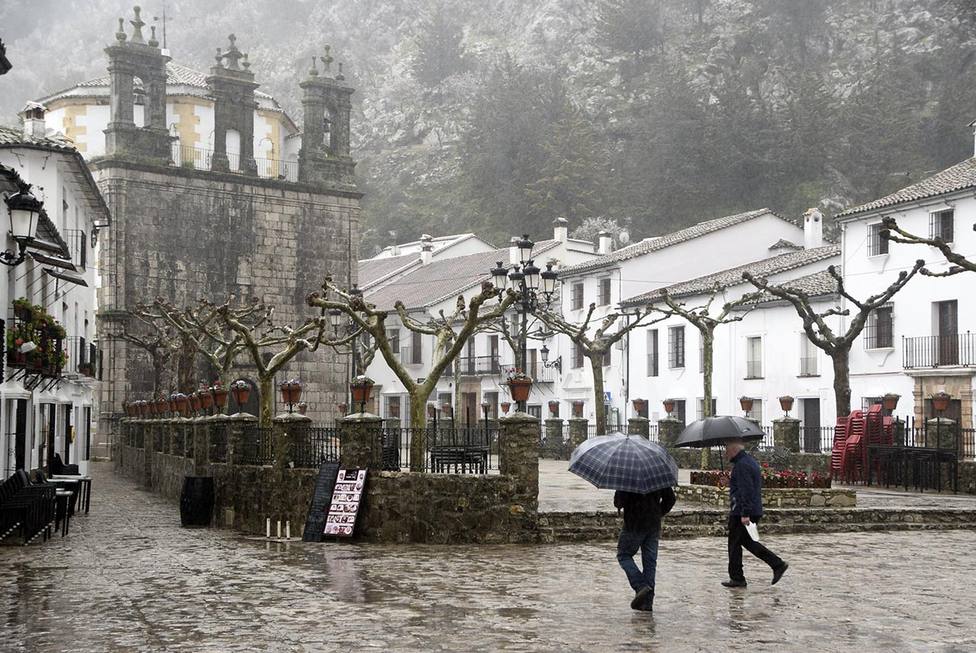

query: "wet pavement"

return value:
[2, 464, 976, 651]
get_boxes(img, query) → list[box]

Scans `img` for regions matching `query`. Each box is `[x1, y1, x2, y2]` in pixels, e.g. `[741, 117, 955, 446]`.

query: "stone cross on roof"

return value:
[220, 34, 245, 70]
[321, 45, 333, 73]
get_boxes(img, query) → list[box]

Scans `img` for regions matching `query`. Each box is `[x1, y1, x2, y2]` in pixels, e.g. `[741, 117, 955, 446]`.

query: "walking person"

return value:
[722, 437, 788, 588]
[615, 486, 676, 611]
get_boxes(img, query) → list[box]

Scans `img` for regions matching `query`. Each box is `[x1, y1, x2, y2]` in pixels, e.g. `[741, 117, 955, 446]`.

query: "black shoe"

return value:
[636, 589, 655, 612]
[631, 586, 652, 610]
[772, 562, 789, 586]
[722, 579, 747, 588]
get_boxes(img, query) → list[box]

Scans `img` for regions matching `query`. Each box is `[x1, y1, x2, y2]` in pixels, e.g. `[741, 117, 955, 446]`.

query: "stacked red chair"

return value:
[830, 414, 851, 479]
[842, 410, 866, 483]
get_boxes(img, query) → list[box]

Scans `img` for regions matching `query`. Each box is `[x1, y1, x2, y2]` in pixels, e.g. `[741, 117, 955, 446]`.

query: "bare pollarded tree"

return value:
[744, 261, 924, 418]
[117, 310, 179, 395]
[881, 216, 976, 276]
[308, 276, 516, 471]
[533, 302, 666, 435]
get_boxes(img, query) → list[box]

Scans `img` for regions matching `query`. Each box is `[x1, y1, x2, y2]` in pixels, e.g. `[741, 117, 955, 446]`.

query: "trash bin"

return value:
[180, 476, 214, 527]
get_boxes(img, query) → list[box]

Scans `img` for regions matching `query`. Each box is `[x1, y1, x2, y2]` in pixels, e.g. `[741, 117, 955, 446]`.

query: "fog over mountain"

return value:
[4, 0, 976, 253]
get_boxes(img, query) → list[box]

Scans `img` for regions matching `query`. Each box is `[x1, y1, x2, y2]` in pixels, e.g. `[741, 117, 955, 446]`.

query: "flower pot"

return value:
[548, 400, 560, 417]
[500, 401, 511, 415]
[739, 396, 754, 413]
[663, 399, 675, 415]
[508, 378, 532, 402]
[230, 381, 251, 410]
[632, 398, 648, 418]
[931, 392, 951, 413]
[280, 379, 303, 406]
[571, 400, 584, 418]
[778, 395, 794, 413]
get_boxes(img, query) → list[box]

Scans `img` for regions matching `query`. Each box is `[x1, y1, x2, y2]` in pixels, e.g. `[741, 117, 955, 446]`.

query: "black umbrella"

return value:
[674, 416, 765, 448]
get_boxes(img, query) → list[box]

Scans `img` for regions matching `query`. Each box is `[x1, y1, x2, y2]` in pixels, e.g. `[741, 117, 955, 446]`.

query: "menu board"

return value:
[323, 468, 366, 537]
[302, 462, 340, 542]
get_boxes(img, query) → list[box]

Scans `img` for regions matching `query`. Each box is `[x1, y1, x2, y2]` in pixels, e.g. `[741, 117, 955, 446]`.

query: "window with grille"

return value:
[745, 336, 762, 378]
[602, 348, 611, 367]
[386, 395, 401, 419]
[572, 341, 584, 369]
[668, 326, 685, 368]
[411, 330, 423, 364]
[746, 399, 762, 423]
[696, 398, 717, 420]
[646, 329, 659, 377]
[799, 334, 818, 376]
[599, 278, 611, 306]
[868, 222, 889, 256]
[571, 283, 584, 310]
[864, 303, 894, 349]
[387, 329, 400, 356]
[930, 209, 954, 243]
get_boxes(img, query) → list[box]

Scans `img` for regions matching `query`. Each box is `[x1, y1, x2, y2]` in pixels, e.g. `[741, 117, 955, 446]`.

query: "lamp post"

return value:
[488, 235, 558, 411]
[540, 343, 561, 373]
[1, 182, 42, 267]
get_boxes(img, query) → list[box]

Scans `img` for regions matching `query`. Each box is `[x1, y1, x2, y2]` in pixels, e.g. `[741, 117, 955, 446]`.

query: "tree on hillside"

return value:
[308, 277, 516, 471]
[595, 0, 665, 61]
[881, 217, 976, 277]
[534, 303, 666, 435]
[411, 1, 469, 87]
[743, 261, 924, 418]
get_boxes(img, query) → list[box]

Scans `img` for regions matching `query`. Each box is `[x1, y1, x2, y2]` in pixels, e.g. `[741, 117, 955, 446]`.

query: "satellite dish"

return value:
[618, 230, 630, 245]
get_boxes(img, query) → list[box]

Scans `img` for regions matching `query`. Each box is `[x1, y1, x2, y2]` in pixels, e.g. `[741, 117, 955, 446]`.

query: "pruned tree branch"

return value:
[881, 216, 976, 277]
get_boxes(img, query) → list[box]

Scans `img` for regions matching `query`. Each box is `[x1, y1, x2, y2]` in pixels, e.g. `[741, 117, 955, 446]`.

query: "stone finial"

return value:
[148, 25, 158, 47]
[336, 62, 345, 81]
[215, 47, 223, 66]
[308, 55, 319, 77]
[129, 6, 146, 43]
[321, 45, 333, 72]
[242, 53, 250, 70]
[116, 17, 127, 42]
[220, 34, 244, 70]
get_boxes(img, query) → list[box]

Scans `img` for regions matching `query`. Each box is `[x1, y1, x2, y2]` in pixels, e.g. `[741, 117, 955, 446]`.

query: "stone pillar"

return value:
[927, 417, 957, 450]
[273, 413, 313, 468]
[773, 417, 801, 452]
[545, 418, 564, 443]
[227, 414, 258, 466]
[499, 412, 540, 513]
[568, 418, 588, 449]
[658, 417, 683, 447]
[207, 416, 231, 463]
[339, 413, 384, 469]
[628, 416, 650, 438]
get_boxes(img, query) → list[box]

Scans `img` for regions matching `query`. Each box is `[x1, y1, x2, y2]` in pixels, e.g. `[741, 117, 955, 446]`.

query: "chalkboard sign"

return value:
[324, 468, 366, 538]
[302, 462, 341, 542]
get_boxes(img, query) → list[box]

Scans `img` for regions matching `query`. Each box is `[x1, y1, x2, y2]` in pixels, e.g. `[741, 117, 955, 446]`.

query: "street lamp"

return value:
[540, 343, 561, 372]
[2, 183, 42, 267]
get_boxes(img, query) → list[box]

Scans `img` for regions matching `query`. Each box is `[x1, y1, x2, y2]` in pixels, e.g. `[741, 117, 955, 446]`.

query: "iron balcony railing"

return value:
[903, 333, 976, 369]
[457, 355, 503, 376]
[170, 143, 297, 182]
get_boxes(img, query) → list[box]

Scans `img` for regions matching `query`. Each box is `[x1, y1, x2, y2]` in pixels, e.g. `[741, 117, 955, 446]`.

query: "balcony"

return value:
[170, 143, 298, 182]
[903, 333, 976, 369]
[457, 355, 503, 376]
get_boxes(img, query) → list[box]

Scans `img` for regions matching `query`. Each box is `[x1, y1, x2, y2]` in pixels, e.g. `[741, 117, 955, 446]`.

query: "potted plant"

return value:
[632, 398, 648, 418]
[350, 375, 374, 412]
[572, 400, 584, 418]
[778, 395, 795, 415]
[548, 400, 560, 417]
[211, 381, 229, 415]
[12, 297, 33, 322]
[663, 398, 676, 416]
[739, 396, 754, 415]
[506, 368, 533, 403]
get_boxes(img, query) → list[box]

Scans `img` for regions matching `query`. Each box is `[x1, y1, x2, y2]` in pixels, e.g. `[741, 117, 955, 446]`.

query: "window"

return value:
[411, 330, 423, 364]
[599, 278, 611, 306]
[387, 329, 400, 355]
[864, 303, 894, 349]
[868, 223, 889, 256]
[799, 334, 818, 376]
[861, 396, 884, 412]
[572, 341, 584, 369]
[571, 282, 584, 310]
[386, 395, 401, 420]
[696, 398, 717, 420]
[668, 326, 685, 369]
[484, 391, 498, 418]
[672, 399, 687, 425]
[602, 348, 611, 367]
[745, 336, 763, 379]
[930, 209, 954, 243]
[745, 399, 762, 423]
[646, 329, 659, 377]
[527, 405, 542, 419]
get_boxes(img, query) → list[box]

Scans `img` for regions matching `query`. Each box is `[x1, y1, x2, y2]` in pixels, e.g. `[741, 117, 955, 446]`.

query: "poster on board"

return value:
[323, 468, 366, 537]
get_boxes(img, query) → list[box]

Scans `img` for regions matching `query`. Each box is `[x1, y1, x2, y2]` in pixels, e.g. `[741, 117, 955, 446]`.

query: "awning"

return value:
[27, 238, 68, 256]
[30, 251, 76, 271]
[43, 268, 88, 287]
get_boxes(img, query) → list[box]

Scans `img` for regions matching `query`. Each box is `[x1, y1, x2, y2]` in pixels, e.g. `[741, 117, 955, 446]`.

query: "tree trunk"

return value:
[832, 347, 852, 419]
[701, 329, 714, 470]
[589, 352, 607, 436]
[408, 386, 434, 472]
[259, 375, 274, 427]
[151, 352, 165, 396]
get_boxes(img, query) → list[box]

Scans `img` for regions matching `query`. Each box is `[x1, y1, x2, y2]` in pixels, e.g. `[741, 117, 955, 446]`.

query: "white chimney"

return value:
[597, 230, 613, 255]
[391, 244, 401, 256]
[509, 236, 520, 264]
[553, 216, 568, 243]
[803, 208, 824, 249]
[420, 234, 433, 265]
[21, 102, 47, 139]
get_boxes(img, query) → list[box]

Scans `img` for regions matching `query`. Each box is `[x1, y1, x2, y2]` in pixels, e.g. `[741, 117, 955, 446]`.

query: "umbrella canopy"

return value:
[674, 416, 765, 448]
[569, 432, 678, 494]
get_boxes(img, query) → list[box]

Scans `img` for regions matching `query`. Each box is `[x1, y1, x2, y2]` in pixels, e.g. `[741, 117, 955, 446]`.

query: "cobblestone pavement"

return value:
[538, 459, 976, 513]
[2, 465, 976, 653]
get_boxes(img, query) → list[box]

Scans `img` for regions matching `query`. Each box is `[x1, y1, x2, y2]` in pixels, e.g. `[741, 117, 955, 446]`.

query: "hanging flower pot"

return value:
[230, 380, 251, 410]
[632, 398, 648, 418]
[548, 400, 560, 417]
[13, 298, 33, 322]
[350, 375, 374, 411]
[280, 378, 303, 407]
[931, 391, 951, 413]
[663, 399, 676, 416]
[508, 375, 533, 403]
[212, 382, 228, 412]
[572, 400, 584, 418]
[739, 396, 754, 414]
[189, 392, 202, 414]
[778, 395, 795, 414]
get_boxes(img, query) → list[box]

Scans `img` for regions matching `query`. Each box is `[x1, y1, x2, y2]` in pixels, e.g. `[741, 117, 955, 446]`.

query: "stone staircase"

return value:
[537, 507, 976, 543]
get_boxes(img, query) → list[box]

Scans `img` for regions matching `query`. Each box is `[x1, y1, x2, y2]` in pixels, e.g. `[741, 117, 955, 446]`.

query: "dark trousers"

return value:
[727, 515, 784, 582]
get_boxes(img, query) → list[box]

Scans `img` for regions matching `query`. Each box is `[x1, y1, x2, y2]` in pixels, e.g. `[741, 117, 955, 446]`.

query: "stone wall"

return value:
[668, 447, 832, 474]
[676, 484, 856, 508]
[94, 158, 360, 444]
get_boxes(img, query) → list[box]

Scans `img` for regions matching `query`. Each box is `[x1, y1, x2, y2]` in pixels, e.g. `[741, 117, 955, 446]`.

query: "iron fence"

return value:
[387, 426, 497, 474]
[239, 425, 274, 466]
[903, 333, 976, 368]
[170, 143, 297, 182]
[292, 427, 341, 468]
[210, 422, 229, 463]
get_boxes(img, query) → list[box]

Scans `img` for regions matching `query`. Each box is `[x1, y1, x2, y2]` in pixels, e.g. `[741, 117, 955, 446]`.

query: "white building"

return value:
[552, 209, 806, 424]
[837, 156, 976, 428]
[620, 244, 841, 446]
[0, 122, 109, 477]
[360, 220, 596, 424]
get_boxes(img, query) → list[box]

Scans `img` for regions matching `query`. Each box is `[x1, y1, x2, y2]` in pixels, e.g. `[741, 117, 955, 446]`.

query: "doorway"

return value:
[14, 399, 27, 471]
[800, 398, 821, 453]
[63, 403, 73, 464]
[936, 300, 958, 365]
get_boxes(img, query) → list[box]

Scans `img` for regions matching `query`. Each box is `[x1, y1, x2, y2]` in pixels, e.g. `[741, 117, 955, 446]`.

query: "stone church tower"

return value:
[93, 8, 360, 440]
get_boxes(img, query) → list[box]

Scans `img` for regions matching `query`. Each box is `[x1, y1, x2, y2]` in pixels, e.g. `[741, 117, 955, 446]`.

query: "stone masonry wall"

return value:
[94, 159, 360, 444]
[676, 484, 857, 508]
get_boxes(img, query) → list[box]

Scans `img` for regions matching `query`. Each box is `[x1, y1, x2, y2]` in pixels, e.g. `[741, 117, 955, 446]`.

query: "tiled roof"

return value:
[621, 245, 840, 306]
[364, 241, 560, 311]
[839, 157, 976, 217]
[747, 268, 840, 306]
[560, 209, 774, 275]
[768, 238, 801, 251]
[0, 124, 77, 151]
[359, 254, 419, 289]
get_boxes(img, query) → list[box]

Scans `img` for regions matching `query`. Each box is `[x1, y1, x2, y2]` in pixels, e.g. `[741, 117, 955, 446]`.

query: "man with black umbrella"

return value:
[722, 437, 788, 588]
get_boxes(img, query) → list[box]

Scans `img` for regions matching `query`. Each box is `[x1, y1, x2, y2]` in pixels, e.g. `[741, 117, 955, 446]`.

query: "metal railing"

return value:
[457, 355, 503, 376]
[238, 425, 274, 465]
[903, 333, 976, 368]
[387, 425, 497, 473]
[170, 143, 297, 182]
[292, 427, 341, 468]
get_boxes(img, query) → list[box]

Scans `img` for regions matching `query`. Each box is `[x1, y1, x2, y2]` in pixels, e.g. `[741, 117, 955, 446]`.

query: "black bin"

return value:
[180, 476, 215, 527]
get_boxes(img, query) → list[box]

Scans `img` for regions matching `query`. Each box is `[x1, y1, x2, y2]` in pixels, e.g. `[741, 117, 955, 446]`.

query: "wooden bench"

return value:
[429, 446, 489, 474]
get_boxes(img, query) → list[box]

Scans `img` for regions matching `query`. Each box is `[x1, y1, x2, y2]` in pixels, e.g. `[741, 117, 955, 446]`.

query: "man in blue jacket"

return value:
[722, 438, 788, 588]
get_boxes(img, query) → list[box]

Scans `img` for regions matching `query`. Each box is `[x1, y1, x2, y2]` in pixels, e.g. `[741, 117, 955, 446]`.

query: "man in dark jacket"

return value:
[614, 486, 676, 612]
[722, 438, 788, 588]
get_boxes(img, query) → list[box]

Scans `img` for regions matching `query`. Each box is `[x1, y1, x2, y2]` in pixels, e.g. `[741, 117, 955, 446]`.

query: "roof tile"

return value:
[839, 157, 976, 217]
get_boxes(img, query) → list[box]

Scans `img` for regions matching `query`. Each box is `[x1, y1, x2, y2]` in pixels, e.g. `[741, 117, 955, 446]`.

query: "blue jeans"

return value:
[617, 528, 660, 592]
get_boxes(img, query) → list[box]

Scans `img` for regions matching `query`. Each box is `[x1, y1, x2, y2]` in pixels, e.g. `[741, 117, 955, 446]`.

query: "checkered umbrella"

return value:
[674, 416, 765, 448]
[569, 433, 678, 493]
